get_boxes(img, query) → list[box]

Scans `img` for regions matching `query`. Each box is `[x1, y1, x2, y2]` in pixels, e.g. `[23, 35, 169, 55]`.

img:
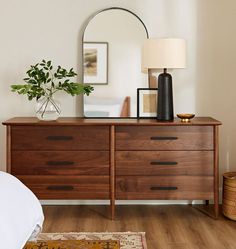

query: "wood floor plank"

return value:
[42, 205, 236, 249]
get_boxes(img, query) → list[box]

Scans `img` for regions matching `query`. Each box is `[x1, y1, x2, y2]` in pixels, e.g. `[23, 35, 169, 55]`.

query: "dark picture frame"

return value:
[137, 88, 158, 118]
[83, 42, 108, 85]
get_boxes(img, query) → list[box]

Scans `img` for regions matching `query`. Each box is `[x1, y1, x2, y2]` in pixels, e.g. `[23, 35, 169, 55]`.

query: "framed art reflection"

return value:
[83, 42, 108, 85]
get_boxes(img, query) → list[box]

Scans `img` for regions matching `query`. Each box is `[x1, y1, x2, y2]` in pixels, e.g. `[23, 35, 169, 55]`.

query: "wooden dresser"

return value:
[3, 117, 221, 219]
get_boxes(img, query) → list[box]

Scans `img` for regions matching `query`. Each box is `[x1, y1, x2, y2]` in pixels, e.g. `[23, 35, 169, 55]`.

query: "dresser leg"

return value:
[213, 186, 219, 218]
[6, 126, 12, 173]
[193, 126, 219, 219]
[110, 200, 115, 220]
[214, 200, 219, 218]
[110, 125, 115, 220]
[214, 126, 219, 219]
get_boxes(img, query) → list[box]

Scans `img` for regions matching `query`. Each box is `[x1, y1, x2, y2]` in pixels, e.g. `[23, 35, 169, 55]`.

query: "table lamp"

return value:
[142, 38, 186, 121]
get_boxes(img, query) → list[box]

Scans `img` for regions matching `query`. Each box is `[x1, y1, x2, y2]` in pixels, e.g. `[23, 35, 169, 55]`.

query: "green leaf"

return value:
[11, 60, 92, 100]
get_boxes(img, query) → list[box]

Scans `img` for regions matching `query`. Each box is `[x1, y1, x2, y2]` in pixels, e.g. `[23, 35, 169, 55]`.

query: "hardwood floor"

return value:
[42, 205, 236, 249]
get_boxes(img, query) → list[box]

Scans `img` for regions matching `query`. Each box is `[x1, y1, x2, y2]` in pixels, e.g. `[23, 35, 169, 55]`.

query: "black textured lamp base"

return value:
[157, 71, 174, 121]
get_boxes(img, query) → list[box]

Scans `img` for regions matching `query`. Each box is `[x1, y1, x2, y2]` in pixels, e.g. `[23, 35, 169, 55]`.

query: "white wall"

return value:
[196, 0, 236, 180]
[0, 0, 236, 185]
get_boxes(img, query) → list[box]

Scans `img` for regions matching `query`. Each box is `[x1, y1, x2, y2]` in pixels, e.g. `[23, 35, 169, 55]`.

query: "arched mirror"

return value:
[82, 7, 149, 118]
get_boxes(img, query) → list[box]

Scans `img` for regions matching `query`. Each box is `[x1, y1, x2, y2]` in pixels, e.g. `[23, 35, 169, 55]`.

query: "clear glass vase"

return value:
[36, 96, 61, 121]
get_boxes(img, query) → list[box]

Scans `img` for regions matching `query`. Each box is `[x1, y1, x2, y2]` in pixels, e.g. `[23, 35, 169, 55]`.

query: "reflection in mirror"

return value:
[83, 8, 149, 117]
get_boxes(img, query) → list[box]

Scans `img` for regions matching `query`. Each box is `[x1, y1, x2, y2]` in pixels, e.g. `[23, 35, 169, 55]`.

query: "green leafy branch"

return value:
[11, 59, 93, 101]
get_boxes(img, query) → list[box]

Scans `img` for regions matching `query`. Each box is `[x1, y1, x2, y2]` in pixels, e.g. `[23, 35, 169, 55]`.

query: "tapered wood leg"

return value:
[191, 126, 219, 219]
[214, 126, 219, 218]
[110, 199, 115, 220]
[7, 126, 11, 173]
[110, 125, 115, 220]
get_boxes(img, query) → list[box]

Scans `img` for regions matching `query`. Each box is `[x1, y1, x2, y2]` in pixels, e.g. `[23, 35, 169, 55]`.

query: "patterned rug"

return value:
[25, 232, 147, 249]
[24, 240, 119, 249]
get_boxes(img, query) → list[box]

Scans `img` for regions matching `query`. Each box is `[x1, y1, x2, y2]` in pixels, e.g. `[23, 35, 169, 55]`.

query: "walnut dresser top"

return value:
[3, 117, 221, 126]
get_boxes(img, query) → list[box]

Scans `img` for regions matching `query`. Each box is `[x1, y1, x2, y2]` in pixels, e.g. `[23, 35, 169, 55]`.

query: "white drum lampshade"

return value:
[142, 38, 186, 71]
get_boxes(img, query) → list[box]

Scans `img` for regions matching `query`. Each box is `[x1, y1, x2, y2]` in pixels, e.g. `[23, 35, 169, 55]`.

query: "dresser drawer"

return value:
[116, 126, 213, 151]
[116, 151, 213, 176]
[17, 175, 109, 199]
[12, 151, 109, 175]
[11, 126, 109, 151]
[116, 176, 213, 200]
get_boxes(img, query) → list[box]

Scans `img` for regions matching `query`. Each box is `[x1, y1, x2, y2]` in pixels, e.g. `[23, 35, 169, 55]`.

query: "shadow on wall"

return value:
[195, 0, 236, 175]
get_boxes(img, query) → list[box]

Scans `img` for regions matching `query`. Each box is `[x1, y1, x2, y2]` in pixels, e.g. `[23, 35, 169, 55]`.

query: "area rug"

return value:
[24, 240, 119, 249]
[25, 232, 147, 249]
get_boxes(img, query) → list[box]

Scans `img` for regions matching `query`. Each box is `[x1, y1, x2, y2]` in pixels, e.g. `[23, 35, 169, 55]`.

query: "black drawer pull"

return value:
[47, 185, 74, 191]
[150, 186, 178, 191]
[150, 161, 178, 166]
[46, 136, 73, 141]
[150, 136, 178, 140]
[47, 161, 74, 166]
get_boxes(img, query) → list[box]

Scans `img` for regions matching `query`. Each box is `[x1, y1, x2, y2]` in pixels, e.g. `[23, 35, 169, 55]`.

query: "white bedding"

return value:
[0, 171, 44, 249]
[84, 104, 121, 117]
[84, 96, 125, 117]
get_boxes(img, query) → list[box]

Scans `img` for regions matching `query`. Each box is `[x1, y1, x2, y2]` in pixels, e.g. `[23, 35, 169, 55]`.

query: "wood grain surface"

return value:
[116, 151, 214, 176]
[214, 126, 219, 217]
[116, 126, 214, 151]
[3, 117, 221, 126]
[116, 176, 214, 200]
[42, 205, 236, 249]
[110, 125, 115, 220]
[3, 117, 221, 219]
[12, 151, 109, 175]
[6, 126, 11, 173]
[17, 175, 110, 199]
[11, 126, 109, 151]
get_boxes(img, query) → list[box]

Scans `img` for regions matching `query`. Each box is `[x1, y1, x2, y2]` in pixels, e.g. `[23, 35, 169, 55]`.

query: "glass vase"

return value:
[36, 96, 61, 121]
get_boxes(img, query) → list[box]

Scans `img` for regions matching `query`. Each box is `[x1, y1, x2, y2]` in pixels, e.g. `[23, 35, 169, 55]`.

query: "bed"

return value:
[0, 171, 44, 249]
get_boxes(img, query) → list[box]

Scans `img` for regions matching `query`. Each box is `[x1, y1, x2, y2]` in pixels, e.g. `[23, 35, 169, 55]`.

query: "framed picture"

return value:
[83, 42, 108, 85]
[137, 88, 158, 118]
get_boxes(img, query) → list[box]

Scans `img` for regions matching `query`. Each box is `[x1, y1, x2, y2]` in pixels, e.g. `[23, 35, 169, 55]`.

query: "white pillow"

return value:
[0, 171, 44, 249]
[84, 104, 121, 117]
[84, 110, 110, 117]
[84, 96, 125, 105]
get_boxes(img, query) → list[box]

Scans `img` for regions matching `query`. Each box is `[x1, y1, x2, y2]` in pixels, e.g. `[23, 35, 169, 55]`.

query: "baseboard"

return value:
[40, 200, 204, 205]
[40, 188, 222, 205]
[40, 188, 222, 206]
